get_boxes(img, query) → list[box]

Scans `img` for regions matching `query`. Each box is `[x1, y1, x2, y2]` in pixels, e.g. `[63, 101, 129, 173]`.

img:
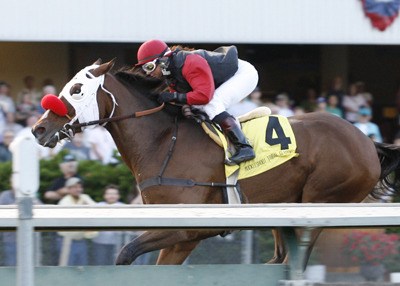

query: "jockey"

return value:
[135, 39, 258, 165]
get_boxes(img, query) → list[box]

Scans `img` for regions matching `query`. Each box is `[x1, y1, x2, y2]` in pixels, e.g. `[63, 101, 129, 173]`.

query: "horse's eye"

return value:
[70, 84, 84, 100]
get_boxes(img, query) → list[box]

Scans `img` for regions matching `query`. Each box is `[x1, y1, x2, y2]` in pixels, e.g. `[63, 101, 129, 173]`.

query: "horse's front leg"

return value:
[115, 230, 187, 265]
[156, 241, 201, 264]
[116, 229, 223, 265]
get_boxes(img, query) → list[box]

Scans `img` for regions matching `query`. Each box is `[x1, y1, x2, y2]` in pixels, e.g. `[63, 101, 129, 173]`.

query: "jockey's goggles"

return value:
[142, 59, 158, 74]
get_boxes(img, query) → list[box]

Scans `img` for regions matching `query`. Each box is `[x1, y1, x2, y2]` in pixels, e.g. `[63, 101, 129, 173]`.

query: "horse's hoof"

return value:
[115, 256, 132, 265]
[115, 250, 134, 265]
[267, 256, 284, 264]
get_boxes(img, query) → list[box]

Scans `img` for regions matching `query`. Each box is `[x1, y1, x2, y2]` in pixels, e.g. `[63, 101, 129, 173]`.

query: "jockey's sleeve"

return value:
[181, 54, 215, 105]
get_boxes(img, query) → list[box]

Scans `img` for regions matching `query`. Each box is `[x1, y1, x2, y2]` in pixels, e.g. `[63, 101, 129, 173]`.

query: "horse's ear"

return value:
[93, 58, 102, 65]
[91, 58, 116, 77]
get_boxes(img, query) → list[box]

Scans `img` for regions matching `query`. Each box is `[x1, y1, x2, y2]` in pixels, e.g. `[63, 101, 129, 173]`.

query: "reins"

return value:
[64, 103, 165, 133]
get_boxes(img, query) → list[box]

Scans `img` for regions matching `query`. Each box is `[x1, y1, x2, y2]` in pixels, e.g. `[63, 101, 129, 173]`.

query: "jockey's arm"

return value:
[182, 54, 215, 105]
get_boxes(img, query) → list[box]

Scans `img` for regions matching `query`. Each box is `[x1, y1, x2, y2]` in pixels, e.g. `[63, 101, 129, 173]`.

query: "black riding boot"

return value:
[214, 112, 255, 165]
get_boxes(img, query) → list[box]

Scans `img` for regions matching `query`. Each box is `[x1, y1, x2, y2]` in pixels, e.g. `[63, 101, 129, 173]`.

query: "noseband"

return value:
[61, 102, 165, 138]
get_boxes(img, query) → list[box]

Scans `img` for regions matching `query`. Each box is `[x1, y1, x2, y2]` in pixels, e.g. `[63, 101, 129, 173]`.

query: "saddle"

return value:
[183, 105, 272, 148]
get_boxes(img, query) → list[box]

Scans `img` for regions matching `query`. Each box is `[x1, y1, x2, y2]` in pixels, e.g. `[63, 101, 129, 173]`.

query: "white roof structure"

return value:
[1, 0, 400, 44]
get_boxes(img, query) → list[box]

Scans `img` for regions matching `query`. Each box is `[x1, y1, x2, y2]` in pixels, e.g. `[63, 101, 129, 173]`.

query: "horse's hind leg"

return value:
[156, 241, 201, 264]
[268, 229, 287, 264]
[298, 228, 323, 270]
[268, 228, 322, 269]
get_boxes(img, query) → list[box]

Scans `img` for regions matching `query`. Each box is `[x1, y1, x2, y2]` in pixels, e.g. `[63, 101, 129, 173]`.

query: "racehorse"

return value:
[32, 59, 400, 266]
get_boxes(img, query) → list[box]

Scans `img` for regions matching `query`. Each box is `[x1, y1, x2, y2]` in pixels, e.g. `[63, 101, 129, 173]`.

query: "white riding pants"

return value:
[194, 59, 259, 120]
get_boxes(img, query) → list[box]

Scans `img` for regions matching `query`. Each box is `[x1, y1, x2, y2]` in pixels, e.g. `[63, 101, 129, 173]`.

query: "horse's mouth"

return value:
[32, 127, 61, 148]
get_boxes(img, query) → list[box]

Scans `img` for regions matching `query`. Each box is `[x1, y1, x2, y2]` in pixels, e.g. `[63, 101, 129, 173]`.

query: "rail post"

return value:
[10, 135, 39, 286]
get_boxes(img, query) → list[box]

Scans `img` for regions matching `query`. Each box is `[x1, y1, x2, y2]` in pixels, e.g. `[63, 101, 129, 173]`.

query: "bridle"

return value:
[60, 101, 165, 138]
[52, 68, 165, 141]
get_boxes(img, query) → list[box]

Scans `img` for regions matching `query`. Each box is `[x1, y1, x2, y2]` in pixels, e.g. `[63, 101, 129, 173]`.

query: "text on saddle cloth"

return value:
[210, 114, 299, 180]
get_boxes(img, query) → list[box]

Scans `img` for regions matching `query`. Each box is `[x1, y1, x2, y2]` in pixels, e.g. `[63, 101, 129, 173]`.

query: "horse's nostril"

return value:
[34, 127, 46, 136]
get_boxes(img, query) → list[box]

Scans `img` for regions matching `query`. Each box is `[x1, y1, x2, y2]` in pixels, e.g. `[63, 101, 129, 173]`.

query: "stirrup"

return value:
[225, 146, 255, 166]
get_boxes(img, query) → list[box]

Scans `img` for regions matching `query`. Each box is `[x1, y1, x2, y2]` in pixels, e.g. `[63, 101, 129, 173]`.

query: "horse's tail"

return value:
[372, 142, 400, 199]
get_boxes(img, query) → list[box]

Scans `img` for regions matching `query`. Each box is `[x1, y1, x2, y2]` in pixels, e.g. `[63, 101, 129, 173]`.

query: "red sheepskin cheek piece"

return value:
[41, 94, 68, 116]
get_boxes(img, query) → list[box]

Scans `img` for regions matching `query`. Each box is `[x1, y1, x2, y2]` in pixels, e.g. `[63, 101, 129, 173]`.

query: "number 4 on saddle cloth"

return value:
[183, 105, 298, 205]
[194, 106, 299, 180]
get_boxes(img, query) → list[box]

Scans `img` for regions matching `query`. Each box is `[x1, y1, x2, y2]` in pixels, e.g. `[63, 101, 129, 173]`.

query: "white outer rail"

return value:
[1, 203, 400, 229]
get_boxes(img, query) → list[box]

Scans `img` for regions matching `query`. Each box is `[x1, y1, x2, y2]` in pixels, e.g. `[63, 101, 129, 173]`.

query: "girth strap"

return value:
[137, 113, 244, 205]
[138, 177, 238, 190]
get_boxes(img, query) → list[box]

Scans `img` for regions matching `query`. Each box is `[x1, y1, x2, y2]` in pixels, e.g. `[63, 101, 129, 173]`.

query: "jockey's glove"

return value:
[158, 92, 187, 104]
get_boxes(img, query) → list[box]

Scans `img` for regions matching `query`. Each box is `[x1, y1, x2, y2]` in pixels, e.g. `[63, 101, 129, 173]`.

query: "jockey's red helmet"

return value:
[136, 39, 171, 66]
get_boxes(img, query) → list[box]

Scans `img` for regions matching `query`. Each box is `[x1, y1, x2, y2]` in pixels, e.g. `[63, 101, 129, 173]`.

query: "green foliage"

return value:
[77, 159, 134, 202]
[0, 161, 12, 191]
[0, 153, 135, 203]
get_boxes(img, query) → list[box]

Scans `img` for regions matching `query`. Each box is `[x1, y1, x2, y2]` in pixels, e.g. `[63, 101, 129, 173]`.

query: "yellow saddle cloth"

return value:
[218, 115, 299, 179]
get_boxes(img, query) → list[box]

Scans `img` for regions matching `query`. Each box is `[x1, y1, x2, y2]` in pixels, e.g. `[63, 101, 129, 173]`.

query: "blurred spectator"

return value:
[92, 185, 124, 265]
[315, 97, 327, 112]
[62, 132, 91, 161]
[86, 126, 118, 164]
[3, 112, 23, 137]
[300, 88, 318, 112]
[17, 75, 41, 106]
[342, 83, 368, 124]
[0, 81, 16, 114]
[44, 154, 80, 204]
[0, 111, 5, 143]
[227, 87, 261, 117]
[325, 94, 344, 118]
[293, 106, 306, 116]
[16, 93, 38, 126]
[275, 93, 294, 117]
[353, 106, 383, 143]
[57, 177, 97, 266]
[326, 76, 346, 109]
[248, 86, 264, 106]
[0, 130, 15, 162]
[355, 81, 374, 107]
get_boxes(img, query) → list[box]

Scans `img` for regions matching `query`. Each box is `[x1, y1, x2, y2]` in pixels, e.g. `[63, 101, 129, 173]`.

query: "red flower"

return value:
[342, 231, 399, 265]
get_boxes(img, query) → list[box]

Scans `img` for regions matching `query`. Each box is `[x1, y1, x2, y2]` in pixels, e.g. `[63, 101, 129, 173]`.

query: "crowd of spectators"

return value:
[228, 76, 388, 144]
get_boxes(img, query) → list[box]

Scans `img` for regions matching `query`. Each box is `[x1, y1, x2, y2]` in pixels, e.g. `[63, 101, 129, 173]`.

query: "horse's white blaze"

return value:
[58, 64, 103, 129]
[42, 109, 50, 119]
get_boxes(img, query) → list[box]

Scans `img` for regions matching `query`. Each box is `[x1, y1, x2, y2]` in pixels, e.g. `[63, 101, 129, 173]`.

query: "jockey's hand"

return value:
[158, 92, 187, 104]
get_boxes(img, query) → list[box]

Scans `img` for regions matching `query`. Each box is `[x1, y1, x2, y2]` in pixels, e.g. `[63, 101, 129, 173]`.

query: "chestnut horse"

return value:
[32, 59, 400, 266]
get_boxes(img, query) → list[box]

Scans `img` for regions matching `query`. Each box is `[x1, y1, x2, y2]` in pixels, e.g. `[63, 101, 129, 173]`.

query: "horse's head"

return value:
[32, 59, 115, 148]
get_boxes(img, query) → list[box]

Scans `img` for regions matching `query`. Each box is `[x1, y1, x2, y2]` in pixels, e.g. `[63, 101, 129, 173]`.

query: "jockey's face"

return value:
[148, 65, 163, 79]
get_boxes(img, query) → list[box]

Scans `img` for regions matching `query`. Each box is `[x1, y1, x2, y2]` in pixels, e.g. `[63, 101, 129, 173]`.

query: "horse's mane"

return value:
[114, 66, 167, 95]
[114, 66, 183, 117]
[170, 45, 195, 52]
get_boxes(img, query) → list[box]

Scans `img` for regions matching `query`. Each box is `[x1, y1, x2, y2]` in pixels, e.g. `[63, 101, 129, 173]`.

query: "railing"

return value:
[2, 203, 400, 286]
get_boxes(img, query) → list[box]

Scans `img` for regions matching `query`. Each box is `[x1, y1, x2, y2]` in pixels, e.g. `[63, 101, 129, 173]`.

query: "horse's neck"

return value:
[104, 77, 175, 179]
[109, 116, 172, 176]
